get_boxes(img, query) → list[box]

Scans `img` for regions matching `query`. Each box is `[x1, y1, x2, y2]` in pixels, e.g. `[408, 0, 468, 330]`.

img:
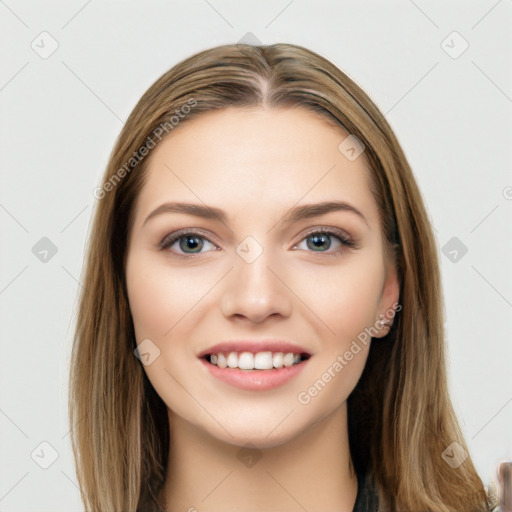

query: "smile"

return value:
[200, 351, 311, 391]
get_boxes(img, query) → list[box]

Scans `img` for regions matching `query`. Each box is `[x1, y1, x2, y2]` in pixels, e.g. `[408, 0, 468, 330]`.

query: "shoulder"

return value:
[352, 472, 500, 512]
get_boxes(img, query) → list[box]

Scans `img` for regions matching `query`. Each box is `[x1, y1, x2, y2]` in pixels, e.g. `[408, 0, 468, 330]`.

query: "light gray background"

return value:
[1, 1, 511, 510]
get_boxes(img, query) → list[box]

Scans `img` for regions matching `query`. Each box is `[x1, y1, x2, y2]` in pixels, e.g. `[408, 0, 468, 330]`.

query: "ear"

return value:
[373, 259, 400, 339]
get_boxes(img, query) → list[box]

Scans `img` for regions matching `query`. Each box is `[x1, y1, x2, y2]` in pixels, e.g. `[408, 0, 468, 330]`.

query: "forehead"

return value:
[132, 106, 379, 228]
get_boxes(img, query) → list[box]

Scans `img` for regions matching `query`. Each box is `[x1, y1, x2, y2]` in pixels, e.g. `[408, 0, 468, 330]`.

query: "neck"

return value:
[159, 405, 358, 512]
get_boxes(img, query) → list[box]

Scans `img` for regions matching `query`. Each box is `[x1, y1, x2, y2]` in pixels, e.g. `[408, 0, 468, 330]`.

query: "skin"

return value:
[125, 106, 400, 512]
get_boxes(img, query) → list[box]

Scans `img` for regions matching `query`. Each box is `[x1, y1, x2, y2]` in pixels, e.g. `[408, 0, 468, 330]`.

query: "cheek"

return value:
[126, 251, 206, 339]
[125, 252, 202, 412]
[291, 254, 385, 344]
[126, 269, 168, 339]
[333, 267, 382, 334]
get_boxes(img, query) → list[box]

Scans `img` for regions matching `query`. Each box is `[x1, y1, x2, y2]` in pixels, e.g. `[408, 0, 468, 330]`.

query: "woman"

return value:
[69, 43, 498, 511]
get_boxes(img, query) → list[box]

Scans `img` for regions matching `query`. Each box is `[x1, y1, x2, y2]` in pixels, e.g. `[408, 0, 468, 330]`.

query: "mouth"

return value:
[198, 341, 312, 391]
[202, 351, 311, 370]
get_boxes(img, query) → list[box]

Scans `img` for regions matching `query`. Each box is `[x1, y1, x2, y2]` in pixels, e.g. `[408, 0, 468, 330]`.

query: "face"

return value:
[125, 106, 399, 448]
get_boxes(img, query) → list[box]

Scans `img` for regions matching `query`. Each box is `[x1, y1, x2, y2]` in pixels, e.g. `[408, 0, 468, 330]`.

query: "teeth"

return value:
[208, 351, 304, 370]
[272, 352, 284, 368]
[238, 352, 254, 370]
[283, 353, 295, 367]
[254, 351, 273, 370]
[217, 353, 227, 368]
[226, 352, 238, 368]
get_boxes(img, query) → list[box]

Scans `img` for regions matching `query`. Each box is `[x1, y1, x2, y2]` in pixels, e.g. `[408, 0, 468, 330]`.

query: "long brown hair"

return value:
[69, 43, 497, 512]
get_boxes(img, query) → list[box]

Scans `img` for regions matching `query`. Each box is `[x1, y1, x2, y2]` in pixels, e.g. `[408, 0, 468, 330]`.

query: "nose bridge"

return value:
[220, 234, 292, 322]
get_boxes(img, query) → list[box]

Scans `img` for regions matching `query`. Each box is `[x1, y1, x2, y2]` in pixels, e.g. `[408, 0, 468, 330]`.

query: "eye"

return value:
[160, 229, 218, 257]
[160, 226, 357, 258]
[294, 228, 356, 254]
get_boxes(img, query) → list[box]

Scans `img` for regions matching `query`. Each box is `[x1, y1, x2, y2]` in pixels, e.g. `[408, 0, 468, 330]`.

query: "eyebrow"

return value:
[142, 200, 369, 228]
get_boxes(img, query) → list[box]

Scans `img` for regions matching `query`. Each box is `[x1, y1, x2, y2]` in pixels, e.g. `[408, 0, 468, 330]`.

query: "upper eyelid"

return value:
[160, 227, 219, 247]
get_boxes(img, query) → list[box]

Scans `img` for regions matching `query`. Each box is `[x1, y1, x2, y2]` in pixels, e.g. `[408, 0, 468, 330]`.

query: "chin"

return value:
[198, 409, 322, 451]
[216, 427, 303, 451]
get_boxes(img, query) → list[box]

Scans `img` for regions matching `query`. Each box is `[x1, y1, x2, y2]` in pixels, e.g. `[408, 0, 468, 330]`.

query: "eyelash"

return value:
[159, 227, 358, 259]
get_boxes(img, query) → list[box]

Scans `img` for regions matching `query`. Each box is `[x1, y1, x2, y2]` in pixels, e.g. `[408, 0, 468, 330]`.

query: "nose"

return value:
[220, 247, 293, 324]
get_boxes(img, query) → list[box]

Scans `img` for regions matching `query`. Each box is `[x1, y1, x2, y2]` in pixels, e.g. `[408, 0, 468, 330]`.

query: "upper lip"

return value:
[197, 339, 313, 358]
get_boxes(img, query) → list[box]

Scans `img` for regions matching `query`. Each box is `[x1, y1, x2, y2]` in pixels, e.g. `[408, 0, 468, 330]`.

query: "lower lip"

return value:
[200, 358, 309, 391]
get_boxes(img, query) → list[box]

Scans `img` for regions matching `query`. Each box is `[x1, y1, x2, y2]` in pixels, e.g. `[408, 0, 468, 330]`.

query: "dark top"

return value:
[353, 471, 379, 512]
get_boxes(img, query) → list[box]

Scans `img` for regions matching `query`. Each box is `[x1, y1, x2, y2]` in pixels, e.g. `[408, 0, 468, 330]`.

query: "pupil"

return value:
[180, 236, 203, 253]
[307, 233, 330, 251]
